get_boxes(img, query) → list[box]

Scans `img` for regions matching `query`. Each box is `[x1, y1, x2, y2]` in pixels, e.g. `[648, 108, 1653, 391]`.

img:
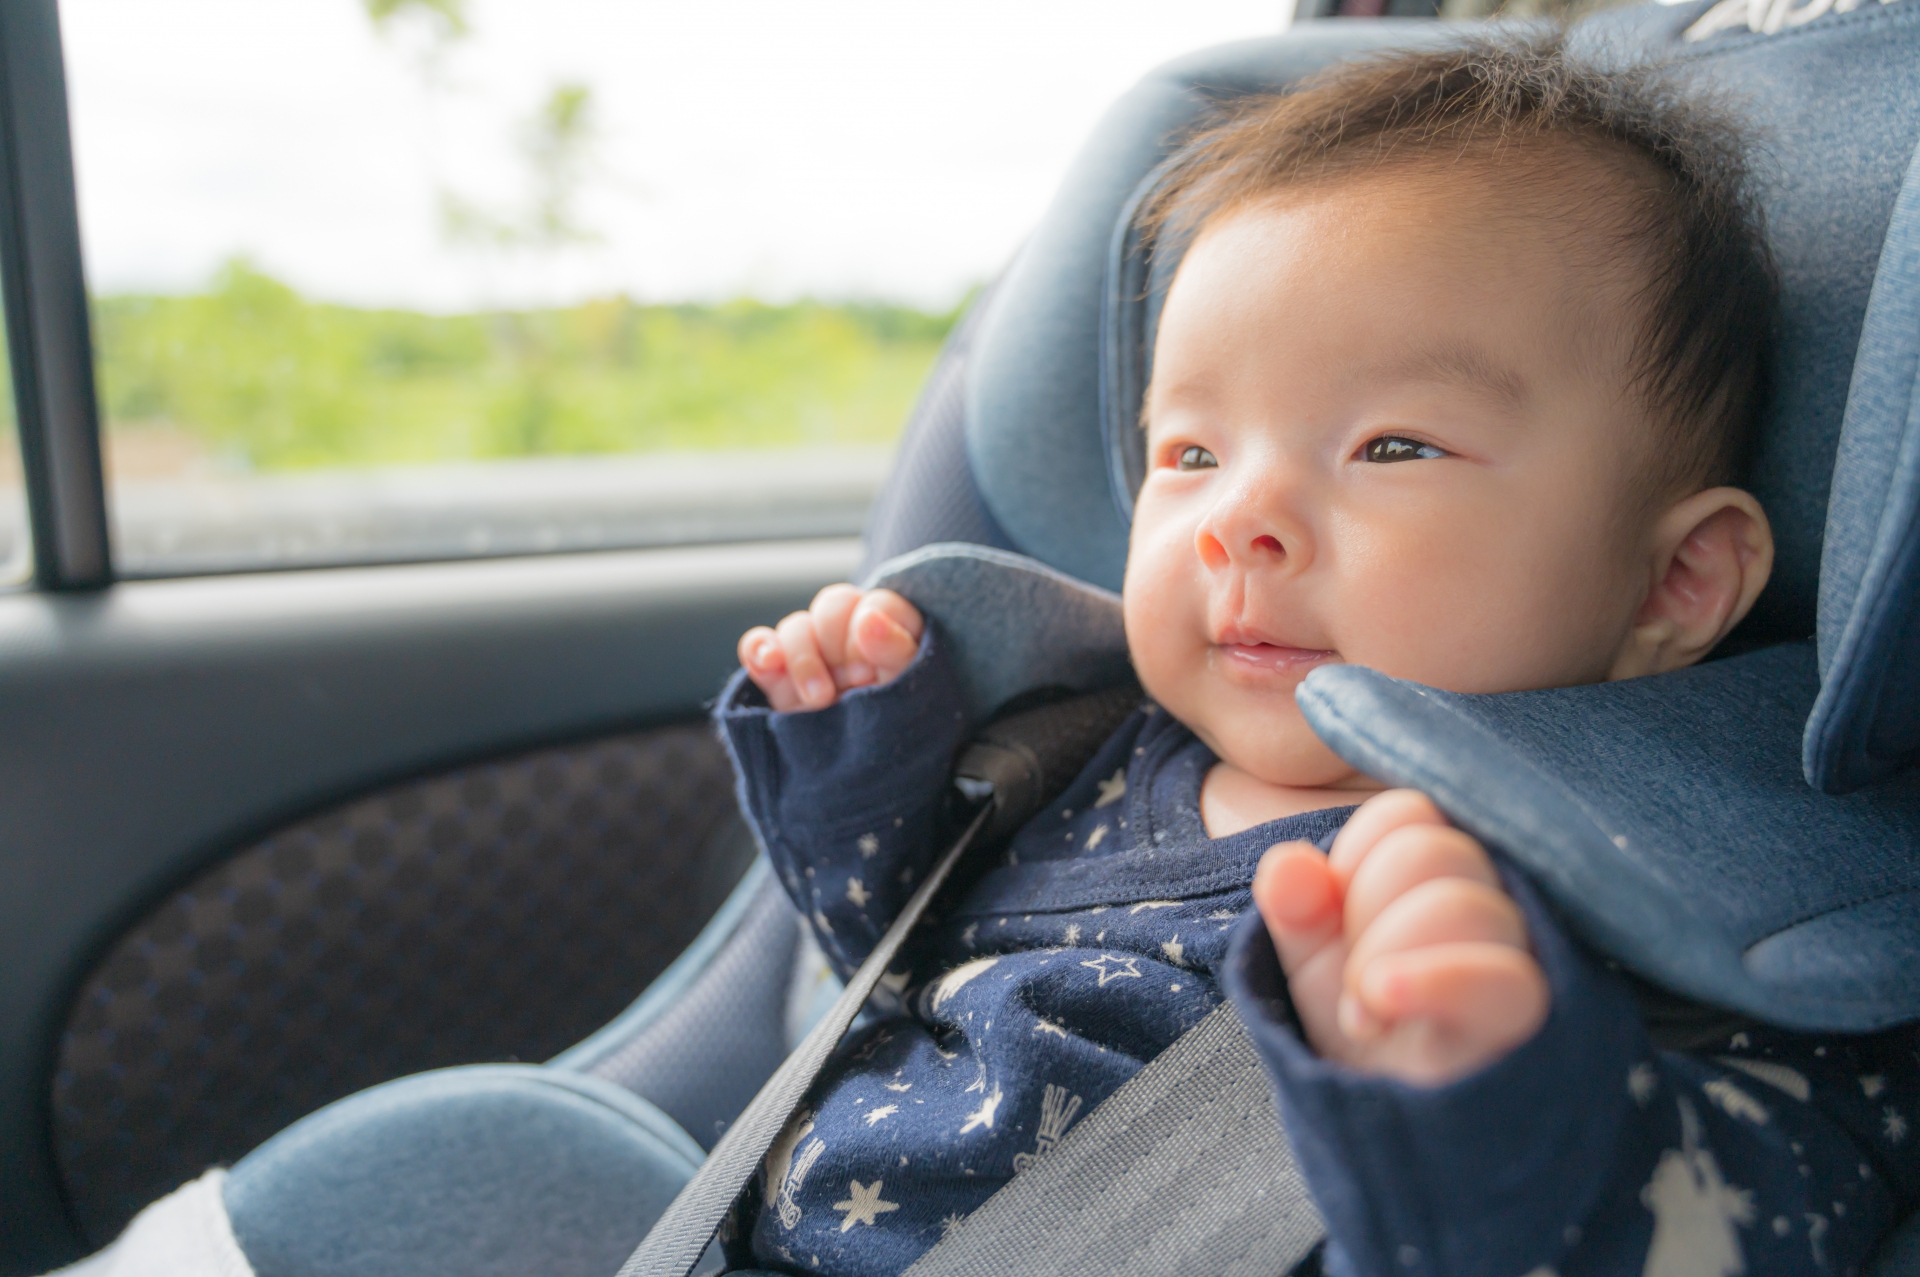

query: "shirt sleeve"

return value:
[714, 624, 973, 978]
[1220, 861, 1920, 1277]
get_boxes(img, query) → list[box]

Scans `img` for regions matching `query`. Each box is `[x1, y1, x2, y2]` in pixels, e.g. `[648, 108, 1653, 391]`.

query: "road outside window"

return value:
[59, 0, 1289, 577]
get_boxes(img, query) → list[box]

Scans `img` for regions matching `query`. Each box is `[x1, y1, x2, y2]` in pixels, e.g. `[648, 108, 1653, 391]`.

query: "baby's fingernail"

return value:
[843, 662, 875, 686]
[1337, 993, 1381, 1042]
[805, 677, 833, 704]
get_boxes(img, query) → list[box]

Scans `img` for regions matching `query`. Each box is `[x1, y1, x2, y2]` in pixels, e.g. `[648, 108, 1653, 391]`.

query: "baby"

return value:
[722, 34, 1920, 1277]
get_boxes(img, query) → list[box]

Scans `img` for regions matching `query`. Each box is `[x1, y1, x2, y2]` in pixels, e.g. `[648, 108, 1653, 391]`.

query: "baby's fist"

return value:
[738, 584, 924, 712]
[1253, 791, 1548, 1086]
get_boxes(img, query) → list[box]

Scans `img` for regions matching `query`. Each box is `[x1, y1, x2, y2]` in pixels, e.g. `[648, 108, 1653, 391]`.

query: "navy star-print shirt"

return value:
[717, 631, 1350, 1276]
[718, 631, 1920, 1277]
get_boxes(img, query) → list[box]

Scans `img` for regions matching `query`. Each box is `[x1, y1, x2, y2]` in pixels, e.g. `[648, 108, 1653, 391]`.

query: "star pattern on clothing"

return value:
[1095, 769, 1127, 807]
[847, 877, 871, 908]
[865, 1104, 899, 1126]
[1704, 1077, 1770, 1125]
[960, 1087, 1004, 1133]
[930, 956, 999, 1011]
[833, 1180, 900, 1232]
[857, 833, 880, 859]
[1081, 953, 1144, 987]
[1084, 823, 1109, 851]
[1717, 1055, 1810, 1102]
[940, 1212, 967, 1240]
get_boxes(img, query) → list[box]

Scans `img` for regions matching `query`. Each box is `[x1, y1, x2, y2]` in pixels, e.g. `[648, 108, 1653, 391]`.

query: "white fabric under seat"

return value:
[48, 1171, 253, 1277]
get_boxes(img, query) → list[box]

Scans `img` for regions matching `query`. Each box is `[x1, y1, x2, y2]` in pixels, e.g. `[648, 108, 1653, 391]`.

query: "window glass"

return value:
[61, 0, 1287, 576]
[0, 320, 25, 585]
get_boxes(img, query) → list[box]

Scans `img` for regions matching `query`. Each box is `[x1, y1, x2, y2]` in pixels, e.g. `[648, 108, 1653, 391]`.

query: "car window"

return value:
[58, 0, 1288, 578]
[0, 331, 23, 586]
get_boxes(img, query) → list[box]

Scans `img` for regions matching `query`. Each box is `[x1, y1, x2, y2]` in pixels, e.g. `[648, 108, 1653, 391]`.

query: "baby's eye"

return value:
[1363, 436, 1447, 463]
[1175, 445, 1218, 470]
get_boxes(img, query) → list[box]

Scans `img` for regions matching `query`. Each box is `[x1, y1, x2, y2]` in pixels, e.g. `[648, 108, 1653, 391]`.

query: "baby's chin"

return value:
[1198, 716, 1368, 791]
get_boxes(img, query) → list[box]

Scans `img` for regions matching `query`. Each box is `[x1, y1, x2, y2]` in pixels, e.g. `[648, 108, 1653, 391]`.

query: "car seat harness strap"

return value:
[902, 1000, 1327, 1277]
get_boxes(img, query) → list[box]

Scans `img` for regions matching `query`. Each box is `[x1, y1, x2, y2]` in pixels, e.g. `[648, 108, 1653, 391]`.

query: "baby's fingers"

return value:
[1254, 843, 1354, 1059]
[740, 626, 805, 712]
[1342, 823, 1500, 944]
[808, 584, 867, 686]
[1347, 878, 1528, 974]
[775, 611, 838, 710]
[1254, 842, 1343, 974]
[1356, 944, 1549, 1083]
[849, 589, 924, 685]
[1327, 790, 1449, 885]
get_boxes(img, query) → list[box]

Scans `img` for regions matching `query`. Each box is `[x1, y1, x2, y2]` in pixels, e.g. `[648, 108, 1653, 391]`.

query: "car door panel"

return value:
[0, 535, 856, 1273]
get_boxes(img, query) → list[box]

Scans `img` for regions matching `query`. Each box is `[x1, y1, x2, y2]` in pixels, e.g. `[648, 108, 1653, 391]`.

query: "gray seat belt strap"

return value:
[903, 1002, 1327, 1277]
[617, 801, 993, 1277]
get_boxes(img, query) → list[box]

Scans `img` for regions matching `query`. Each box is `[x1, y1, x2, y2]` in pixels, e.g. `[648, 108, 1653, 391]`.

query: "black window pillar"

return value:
[0, 0, 110, 589]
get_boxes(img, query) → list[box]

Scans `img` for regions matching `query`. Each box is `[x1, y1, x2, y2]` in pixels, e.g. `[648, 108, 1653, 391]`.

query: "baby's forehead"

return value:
[1166, 157, 1658, 383]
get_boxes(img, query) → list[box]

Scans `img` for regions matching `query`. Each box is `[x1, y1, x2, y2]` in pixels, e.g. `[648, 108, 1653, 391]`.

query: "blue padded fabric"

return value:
[863, 543, 1131, 723]
[1647, 4, 1920, 646]
[1810, 140, 1920, 792]
[223, 1066, 702, 1277]
[557, 862, 801, 1150]
[862, 283, 1017, 579]
[964, 23, 1442, 592]
[1298, 643, 1920, 1032]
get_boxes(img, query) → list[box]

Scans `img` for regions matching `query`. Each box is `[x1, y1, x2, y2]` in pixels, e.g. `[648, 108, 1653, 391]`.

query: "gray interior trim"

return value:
[0, 537, 858, 1274]
[552, 858, 776, 1077]
[0, 0, 109, 589]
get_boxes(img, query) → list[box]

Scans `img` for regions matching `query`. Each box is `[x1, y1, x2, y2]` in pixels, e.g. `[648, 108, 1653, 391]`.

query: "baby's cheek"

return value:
[1337, 526, 1621, 693]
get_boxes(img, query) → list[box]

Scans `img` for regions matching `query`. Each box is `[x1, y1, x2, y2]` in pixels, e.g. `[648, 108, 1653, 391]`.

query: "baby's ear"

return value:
[1608, 488, 1774, 681]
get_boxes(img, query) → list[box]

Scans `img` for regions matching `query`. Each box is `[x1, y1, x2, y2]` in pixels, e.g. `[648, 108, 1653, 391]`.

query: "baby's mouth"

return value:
[1215, 642, 1339, 676]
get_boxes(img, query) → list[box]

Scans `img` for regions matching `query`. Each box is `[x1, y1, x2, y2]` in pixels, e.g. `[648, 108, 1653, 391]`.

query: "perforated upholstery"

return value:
[52, 724, 753, 1245]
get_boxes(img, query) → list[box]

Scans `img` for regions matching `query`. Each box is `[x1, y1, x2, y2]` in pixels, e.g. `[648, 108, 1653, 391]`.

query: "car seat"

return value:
[57, 4, 1920, 1274]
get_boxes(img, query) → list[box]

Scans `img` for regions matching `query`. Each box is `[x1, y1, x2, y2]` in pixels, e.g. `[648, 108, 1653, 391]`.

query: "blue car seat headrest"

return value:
[955, 6, 1920, 794]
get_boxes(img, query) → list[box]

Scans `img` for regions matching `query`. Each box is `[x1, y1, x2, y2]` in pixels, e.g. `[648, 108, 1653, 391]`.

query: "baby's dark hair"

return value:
[1140, 32, 1778, 495]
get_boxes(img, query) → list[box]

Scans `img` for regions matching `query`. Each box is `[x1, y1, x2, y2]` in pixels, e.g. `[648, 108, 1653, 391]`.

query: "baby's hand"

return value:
[737, 585, 924, 712]
[1253, 791, 1549, 1086]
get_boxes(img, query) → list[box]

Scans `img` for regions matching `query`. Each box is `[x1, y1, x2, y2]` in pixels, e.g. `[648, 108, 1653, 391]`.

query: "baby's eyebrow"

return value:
[1350, 341, 1529, 411]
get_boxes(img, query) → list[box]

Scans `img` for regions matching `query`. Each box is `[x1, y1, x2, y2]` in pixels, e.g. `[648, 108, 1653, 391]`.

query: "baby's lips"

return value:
[1218, 642, 1338, 676]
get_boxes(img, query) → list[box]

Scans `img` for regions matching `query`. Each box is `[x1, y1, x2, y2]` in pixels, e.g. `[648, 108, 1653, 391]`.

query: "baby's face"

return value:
[1125, 166, 1665, 789]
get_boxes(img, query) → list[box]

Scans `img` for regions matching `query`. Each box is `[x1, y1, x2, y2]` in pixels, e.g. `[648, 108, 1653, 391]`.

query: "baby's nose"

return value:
[1196, 528, 1286, 568]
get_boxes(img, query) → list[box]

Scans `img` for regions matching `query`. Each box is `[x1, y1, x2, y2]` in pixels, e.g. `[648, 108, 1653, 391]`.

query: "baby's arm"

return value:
[1225, 794, 1920, 1275]
[1254, 790, 1548, 1085]
[723, 585, 969, 979]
